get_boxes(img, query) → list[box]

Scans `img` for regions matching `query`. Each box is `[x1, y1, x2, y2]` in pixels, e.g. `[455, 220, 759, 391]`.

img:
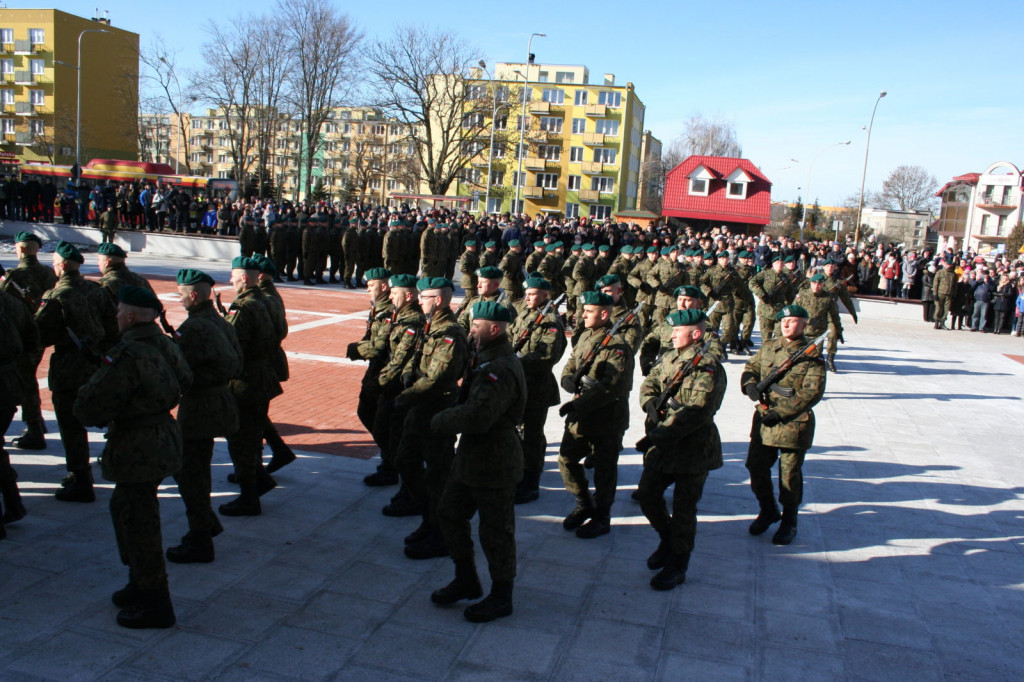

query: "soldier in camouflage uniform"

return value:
[572, 244, 599, 308]
[636, 309, 726, 590]
[326, 216, 344, 283]
[498, 239, 525, 301]
[628, 246, 659, 331]
[700, 252, 738, 345]
[301, 217, 322, 286]
[341, 219, 359, 288]
[419, 218, 444, 277]
[220, 257, 282, 516]
[455, 265, 514, 333]
[383, 219, 412, 275]
[0, 284, 37, 536]
[429, 300, 526, 623]
[538, 242, 566, 302]
[238, 218, 256, 258]
[731, 250, 757, 354]
[480, 240, 500, 269]
[749, 255, 795, 343]
[74, 285, 192, 629]
[165, 269, 242, 564]
[740, 304, 828, 546]
[794, 274, 838, 343]
[524, 240, 547, 275]
[647, 245, 686, 329]
[283, 216, 300, 281]
[561, 243, 581, 323]
[458, 240, 480, 304]
[818, 258, 858, 372]
[607, 245, 637, 306]
[507, 275, 567, 504]
[593, 244, 612, 280]
[1, 231, 56, 450]
[35, 242, 115, 502]
[97, 243, 154, 307]
[253, 256, 297, 473]
[347, 268, 397, 486]
[557, 291, 635, 539]
[394, 277, 470, 560]
[440, 223, 458, 281]
[269, 219, 288, 282]
[931, 258, 957, 329]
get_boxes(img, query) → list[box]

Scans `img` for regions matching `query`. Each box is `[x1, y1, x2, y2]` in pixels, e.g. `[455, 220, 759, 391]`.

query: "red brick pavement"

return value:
[37, 276, 379, 460]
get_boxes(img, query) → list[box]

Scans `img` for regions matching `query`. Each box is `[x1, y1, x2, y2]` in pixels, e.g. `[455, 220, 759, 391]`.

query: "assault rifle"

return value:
[158, 310, 180, 339]
[763, 271, 794, 305]
[648, 335, 715, 425]
[570, 299, 644, 391]
[514, 293, 566, 353]
[754, 330, 828, 407]
[709, 268, 738, 300]
[362, 301, 378, 341]
[6, 279, 39, 310]
[457, 335, 478, 402]
[66, 327, 102, 364]
[647, 301, 718, 375]
[214, 292, 228, 316]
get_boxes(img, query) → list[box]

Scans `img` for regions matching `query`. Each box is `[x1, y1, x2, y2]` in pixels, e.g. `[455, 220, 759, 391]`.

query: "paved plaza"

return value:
[1, 250, 1022, 681]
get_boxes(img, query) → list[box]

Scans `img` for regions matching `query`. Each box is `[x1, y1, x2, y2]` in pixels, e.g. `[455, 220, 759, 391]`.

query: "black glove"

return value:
[635, 436, 652, 452]
[558, 401, 576, 417]
[401, 370, 416, 388]
[760, 409, 782, 427]
[744, 383, 761, 402]
[644, 400, 660, 424]
[560, 375, 578, 394]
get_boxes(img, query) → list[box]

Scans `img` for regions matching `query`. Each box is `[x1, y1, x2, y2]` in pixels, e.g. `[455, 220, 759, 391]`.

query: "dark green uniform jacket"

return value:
[176, 300, 243, 439]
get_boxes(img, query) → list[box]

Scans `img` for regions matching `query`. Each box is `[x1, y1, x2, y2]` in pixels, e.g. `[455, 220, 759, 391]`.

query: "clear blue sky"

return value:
[20, 0, 1024, 206]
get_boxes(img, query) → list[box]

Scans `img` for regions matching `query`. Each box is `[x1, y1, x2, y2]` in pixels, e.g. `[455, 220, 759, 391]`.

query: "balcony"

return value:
[529, 101, 550, 115]
[15, 131, 34, 145]
[977, 195, 1017, 211]
[13, 40, 31, 55]
[2, 103, 13, 114]
[582, 132, 605, 146]
[584, 104, 607, 117]
[14, 71, 33, 85]
[582, 161, 604, 175]
[537, 125, 563, 138]
[521, 186, 543, 198]
[15, 101, 36, 116]
[578, 189, 600, 202]
[523, 157, 546, 171]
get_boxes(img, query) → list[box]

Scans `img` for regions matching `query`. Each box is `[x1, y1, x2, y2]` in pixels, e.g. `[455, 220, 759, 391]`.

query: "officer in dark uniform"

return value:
[254, 256, 296, 473]
[0, 283, 37, 535]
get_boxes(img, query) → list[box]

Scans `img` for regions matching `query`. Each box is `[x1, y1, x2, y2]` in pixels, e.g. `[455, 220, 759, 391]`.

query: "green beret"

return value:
[97, 242, 127, 258]
[717, 251, 730, 259]
[364, 267, 392, 282]
[739, 251, 753, 259]
[484, 241, 497, 248]
[508, 239, 521, 247]
[667, 309, 707, 326]
[472, 300, 513, 322]
[545, 243, 558, 252]
[533, 240, 545, 248]
[660, 247, 671, 255]
[55, 241, 84, 264]
[464, 240, 477, 247]
[808, 273, 826, 282]
[783, 255, 796, 263]
[476, 265, 503, 280]
[771, 254, 783, 263]
[255, 255, 278, 276]
[674, 285, 705, 300]
[389, 220, 401, 227]
[646, 246, 657, 254]
[703, 251, 715, 260]
[176, 268, 215, 286]
[594, 274, 621, 289]
[580, 291, 614, 307]
[417, 277, 454, 291]
[524, 276, 551, 290]
[777, 304, 809, 320]
[598, 245, 610, 252]
[582, 243, 595, 251]
[619, 245, 632, 254]
[570, 244, 582, 252]
[118, 284, 162, 311]
[231, 256, 260, 271]
[389, 273, 418, 288]
[14, 231, 41, 245]
[553, 241, 564, 249]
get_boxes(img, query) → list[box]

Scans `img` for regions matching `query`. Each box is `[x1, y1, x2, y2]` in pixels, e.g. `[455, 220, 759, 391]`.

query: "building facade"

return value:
[0, 9, 137, 167]
[860, 208, 933, 250]
[662, 155, 772, 234]
[935, 162, 1023, 254]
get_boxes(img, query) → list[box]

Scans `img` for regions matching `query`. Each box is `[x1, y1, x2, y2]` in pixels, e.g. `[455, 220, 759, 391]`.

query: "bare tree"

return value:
[251, 16, 293, 198]
[670, 114, 742, 158]
[879, 164, 938, 212]
[139, 37, 193, 174]
[277, 0, 361, 200]
[363, 25, 492, 196]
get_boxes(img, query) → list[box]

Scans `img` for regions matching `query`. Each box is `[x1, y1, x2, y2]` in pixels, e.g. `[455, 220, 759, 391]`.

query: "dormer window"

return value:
[728, 182, 745, 197]
[724, 167, 752, 200]
[688, 165, 714, 196]
[690, 178, 708, 194]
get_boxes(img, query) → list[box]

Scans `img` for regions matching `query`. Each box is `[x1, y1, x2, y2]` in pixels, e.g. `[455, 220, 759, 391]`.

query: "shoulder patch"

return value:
[614, 349, 624, 356]
[548, 326, 560, 332]
[486, 372, 499, 382]
[405, 327, 417, 335]
[443, 336, 454, 344]
[103, 353, 116, 365]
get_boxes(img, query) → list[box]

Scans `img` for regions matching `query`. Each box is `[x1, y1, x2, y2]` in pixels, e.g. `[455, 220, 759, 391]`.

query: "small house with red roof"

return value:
[662, 155, 772, 234]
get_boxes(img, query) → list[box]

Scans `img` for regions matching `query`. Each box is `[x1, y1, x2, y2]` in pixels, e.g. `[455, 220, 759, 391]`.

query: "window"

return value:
[539, 116, 562, 133]
[30, 59, 44, 75]
[511, 172, 526, 187]
[372, 124, 385, 135]
[594, 119, 619, 136]
[0, 29, 12, 44]
[495, 86, 509, 102]
[567, 175, 582, 191]
[997, 214, 1008, 236]
[494, 115, 508, 131]
[565, 202, 579, 219]
[591, 205, 611, 219]
[369, 178, 381, 189]
[541, 89, 564, 104]
[217, 154, 228, 163]
[593, 147, 616, 164]
[591, 176, 615, 193]
[29, 89, 44, 105]
[555, 71, 574, 84]
[462, 113, 484, 129]
[0, 60, 12, 75]
[537, 71, 549, 83]
[519, 87, 533, 102]
[690, 178, 708, 195]
[0, 89, 12, 105]
[514, 142, 527, 160]
[536, 173, 558, 189]
[462, 168, 482, 184]
[727, 182, 745, 198]
[491, 141, 505, 158]
[597, 91, 622, 107]
[1, 119, 13, 134]
[980, 214, 990, 235]
[461, 140, 484, 156]
[511, 199, 524, 214]
[28, 29, 44, 45]
[574, 90, 588, 106]
[572, 118, 586, 134]
[29, 119, 43, 136]
[465, 84, 487, 100]
[537, 144, 561, 161]
[516, 115, 528, 131]
[342, 123, 351, 134]
[487, 197, 503, 213]
[569, 146, 584, 162]
[489, 170, 504, 186]
[217, 170, 231, 179]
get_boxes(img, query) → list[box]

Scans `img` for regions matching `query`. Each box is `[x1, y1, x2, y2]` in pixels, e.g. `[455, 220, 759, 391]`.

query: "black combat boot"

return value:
[431, 558, 483, 605]
[749, 497, 781, 535]
[404, 516, 431, 546]
[166, 531, 215, 564]
[303, 278, 315, 286]
[382, 486, 423, 517]
[363, 467, 399, 487]
[1, 475, 27, 524]
[112, 580, 140, 608]
[55, 468, 95, 503]
[772, 506, 798, 545]
[265, 434, 297, 474]
[219, 482, 261, 516]
[827, 353, 838, 374]
[12, 421, 46, 450]
[647, 530, 671, 570]
[117, 585, 176, 629]
[650, 552, 689, 591]
[576, 512, 611, 539]
[404, 528, 450, 560]
[0, 502, 6, 540]
[256, 468, 277, 496]
[514, 470, 540, 505]
[464, 580, 513, 623]
[562, 492, 595, 531]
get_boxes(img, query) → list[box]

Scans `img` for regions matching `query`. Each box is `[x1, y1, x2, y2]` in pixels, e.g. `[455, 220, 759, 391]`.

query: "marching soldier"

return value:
[253, 256, 297, 473]
[732, 250, 757, 354]
[794, 274, 838, 347]
[341, 218, 359, 288]
[283, 216, 300, 282]
[593, 244, 612, 280]
[557, 291, 634, 539]
[538, 242, 565, 301]
[429, 301, 527, 622]
[480, 240, 500, 269]
[0, 283, 37, 535]
[507, 274, 567, 504]
[97, 243, 154, 305]
[383, 220, 409, 274]
[269, 218, 288, 282]
[418, 218, 443, 277]
[607, 245, 636, 306]
[458, 239, 480, 304]
[301, 216, 321, 285]
[165, 269, 242, 564]
[627, 246, 659, 329]
[74, 285, 192, 629]
[498, 239, 525, 301]
[440, 223, 458, 281]
[647, 245, 685, 328]
[455, 265, 514, 333]
[572, 243, 598, 308]
[749, 255, 795, 343]
[819, 258, 858, 372]
[561, 243, 581, 323]
[740, 304, 827, 546]
[524, 240, 546, 274]
[635, 309, 726, 590]
[700, 251, 737, 345]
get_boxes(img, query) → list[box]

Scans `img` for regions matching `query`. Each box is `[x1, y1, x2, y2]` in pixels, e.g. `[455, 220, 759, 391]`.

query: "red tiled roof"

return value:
[662, 155, 771, 223]
[935, 172, 980, 197]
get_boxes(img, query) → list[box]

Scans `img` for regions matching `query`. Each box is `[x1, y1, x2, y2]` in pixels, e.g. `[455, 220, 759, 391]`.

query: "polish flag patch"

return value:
[405, 328, 417, 335]
[443, 336, 454, 344]
[487, 373, 499, 382]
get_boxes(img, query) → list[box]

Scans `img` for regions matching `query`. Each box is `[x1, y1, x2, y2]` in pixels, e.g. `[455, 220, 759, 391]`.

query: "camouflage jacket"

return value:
[459, 249, 480, 291]
[431, 335, 526, 488]
[0, 254, 57, 314]
[258, 279, 289, 382]
[395, 307, 469, 409]
[733, 264, 756, 307]
[627, 257, 656, 304]
[560, 254, 579, 294]
[647, 257, 686, 310]
[98, 263, 154, 306]
[524, 250, 546, 275]
[572, 255, 596, 295]
[176, 300, 243, 439]
[35, 271, 110, 391]
[74, 323, 192, 483]
[0, 287, 38, 408]
[377, 303, 426, 394]
[537, 254, 564, 295]
[508, 301, 567, 406]
[225, 286, 282, 402]
[700, 265, 737, 309]
[794, 288, 840, 337]
[561, 325, 634, 437]
[593, 253, 611, 280]
[749, 268, 796, 318]
[821, 274, 858, 321]
[639, 343, 726, 474]
[354, 295, 395, 383]
[499, 250, 525, 292]
[933, 268, 957, 298]
[456, 291, 514, 333]
[741, 334, 827, 449]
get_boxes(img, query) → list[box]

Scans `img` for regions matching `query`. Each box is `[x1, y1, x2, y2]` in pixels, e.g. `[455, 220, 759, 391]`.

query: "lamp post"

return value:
[854, 90, 887, 247]
[800, 141, 850, 242]
[513, 32, 545, 218]
[55, 28, 110, 173]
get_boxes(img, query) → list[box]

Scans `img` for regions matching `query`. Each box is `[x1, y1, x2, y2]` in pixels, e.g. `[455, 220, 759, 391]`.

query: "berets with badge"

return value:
[97, 242, 127, 258]
[598, 245, 610, 252]
[777, 304, 809, 320]
[119, 284, 162, 311]
[176, 268, 215, 286]
[55, 241, 84, 264]
[580, 291, 614, 307]
[524, 275, 551, 290]
[808, 273, 826, 282]
[417, 276, 454, 291]
[472, 300, 513, 322]
[14, 231, 42, 245]
[389, 273, 419, 288]
[594, 274, 621, 289]
[476, 265, 503, 280]
[364, 267, 391, 282]
[666, 309, 707, 326]
[674, 284, 705, 300]
[231, 256, 260, 271]
[508, 239, 521, 247]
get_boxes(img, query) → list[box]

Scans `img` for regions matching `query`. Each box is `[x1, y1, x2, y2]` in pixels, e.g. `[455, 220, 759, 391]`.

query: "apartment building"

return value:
[935, 161, 1022, 254]
[0, 9, 137, 166]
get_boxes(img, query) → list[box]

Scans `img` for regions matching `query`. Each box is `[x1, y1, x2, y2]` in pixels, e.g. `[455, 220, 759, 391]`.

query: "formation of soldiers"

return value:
[0, 225, 850, 627]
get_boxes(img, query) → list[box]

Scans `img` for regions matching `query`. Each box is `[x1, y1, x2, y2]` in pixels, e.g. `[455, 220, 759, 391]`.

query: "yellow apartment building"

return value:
[0, 8, 138, 168]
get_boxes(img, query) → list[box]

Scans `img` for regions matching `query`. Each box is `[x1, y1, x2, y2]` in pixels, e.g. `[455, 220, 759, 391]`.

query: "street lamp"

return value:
[800, 141, 850, 242]
[855, 90, 887, 247]
[513, 32, 545, 218]
[55, 28, 110, 173]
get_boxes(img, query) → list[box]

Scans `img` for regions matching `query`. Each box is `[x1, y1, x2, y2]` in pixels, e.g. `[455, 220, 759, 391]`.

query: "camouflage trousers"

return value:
[708, 304, 735, 343]
[110, 479, 168, 590]
[395, 401, 456, 524]
[934, 295, 954, 323]
[52, 388, 90, 472]
[558, 430, 623, 513]
[745, 440, 807, 508]
[226, 396, 270, 486]
[15, 349, 44, 424]
[437, 478, 517, 582]
[520, 404, 550, 476]
[173, 438, 221, 537]
[733, 304, 755, 346]
[758, 315, 778, 343]
[637, 467, 709, 557]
